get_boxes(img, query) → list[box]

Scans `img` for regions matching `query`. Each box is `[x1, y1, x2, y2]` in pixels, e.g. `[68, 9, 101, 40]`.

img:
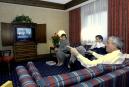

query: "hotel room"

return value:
[0, 0, 129, 87]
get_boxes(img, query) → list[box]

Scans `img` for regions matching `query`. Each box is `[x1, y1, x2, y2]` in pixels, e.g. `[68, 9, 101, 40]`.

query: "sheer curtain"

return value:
[81, 0, 108, 45]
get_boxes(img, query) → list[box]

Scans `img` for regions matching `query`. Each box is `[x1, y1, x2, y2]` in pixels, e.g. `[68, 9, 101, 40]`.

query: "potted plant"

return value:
[12, 15, 33, 23]
[51, 33, 60, 47]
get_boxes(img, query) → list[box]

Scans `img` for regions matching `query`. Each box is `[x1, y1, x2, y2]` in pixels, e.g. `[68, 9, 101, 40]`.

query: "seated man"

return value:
[68, 36, 125, 68]
[55, 34, 70, 66]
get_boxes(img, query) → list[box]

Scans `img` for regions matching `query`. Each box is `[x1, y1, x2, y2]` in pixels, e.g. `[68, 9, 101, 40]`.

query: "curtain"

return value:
[81, 0, 108, 45]
[69, 8, 81, 46]
[108, 0, 129, 53]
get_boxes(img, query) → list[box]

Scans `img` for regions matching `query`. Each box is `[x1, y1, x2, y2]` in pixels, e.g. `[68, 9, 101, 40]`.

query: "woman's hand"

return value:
[54, 47, 58, 51]
[70, 47, 80, 57]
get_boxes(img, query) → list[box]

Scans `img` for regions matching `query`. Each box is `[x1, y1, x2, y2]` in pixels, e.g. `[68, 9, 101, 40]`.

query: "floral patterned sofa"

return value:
[16, 59, 129, 87]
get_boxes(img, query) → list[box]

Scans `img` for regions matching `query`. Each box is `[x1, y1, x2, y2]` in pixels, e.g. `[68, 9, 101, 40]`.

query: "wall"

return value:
[0, 2, 69, 54]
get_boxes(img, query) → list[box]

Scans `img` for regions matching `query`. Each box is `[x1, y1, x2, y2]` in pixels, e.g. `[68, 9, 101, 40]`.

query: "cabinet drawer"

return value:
[15, 45, 36, 49]
[14, 43, 37, 61]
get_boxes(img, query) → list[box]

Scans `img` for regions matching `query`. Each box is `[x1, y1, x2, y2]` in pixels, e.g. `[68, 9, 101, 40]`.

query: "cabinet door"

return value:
[36, 24, 46, 43]
[1, 23, 14, 46]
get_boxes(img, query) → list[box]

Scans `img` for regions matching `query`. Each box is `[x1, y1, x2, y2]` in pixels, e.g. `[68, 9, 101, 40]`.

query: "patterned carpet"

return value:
[0, 58, 70, 87]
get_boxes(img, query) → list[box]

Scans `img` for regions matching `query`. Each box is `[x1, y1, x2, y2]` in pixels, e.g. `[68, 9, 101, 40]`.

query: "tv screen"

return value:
[16, 27, 34, 41]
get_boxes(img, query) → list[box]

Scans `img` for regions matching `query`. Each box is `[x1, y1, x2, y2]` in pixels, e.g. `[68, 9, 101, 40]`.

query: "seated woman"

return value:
[55, 34, 70, 66]
[90, 35, 105, 49]
[69, 35, 106, 66]
[90, 35, 107, 54]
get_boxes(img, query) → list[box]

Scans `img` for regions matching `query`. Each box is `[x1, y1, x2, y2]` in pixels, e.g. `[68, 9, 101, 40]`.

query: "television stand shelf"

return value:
[14, 42, 37, 61]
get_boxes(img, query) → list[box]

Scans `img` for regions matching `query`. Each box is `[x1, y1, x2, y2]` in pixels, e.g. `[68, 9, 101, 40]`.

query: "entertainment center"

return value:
[1, 22, 46, 61]
[14, 42, 37, 61]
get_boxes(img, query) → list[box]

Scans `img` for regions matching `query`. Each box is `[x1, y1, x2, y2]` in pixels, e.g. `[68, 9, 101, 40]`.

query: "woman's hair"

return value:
[61, 34, 67, 38]
[109, 36, 123, 50]
[96, 35, 103, 41]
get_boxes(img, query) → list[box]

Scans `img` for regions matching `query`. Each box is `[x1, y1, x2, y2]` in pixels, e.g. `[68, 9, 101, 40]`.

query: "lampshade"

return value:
[57, 30, 66, 37]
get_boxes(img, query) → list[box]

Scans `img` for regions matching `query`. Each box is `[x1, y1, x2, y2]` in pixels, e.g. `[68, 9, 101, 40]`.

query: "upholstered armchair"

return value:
[0, 50, 14, 77]
[1, 81, 13, 87]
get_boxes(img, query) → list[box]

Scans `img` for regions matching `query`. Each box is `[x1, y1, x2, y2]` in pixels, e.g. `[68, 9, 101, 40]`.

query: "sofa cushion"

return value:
[37, 66, 104, 87]
[71, 66, 129, 87]
[16, 66, 37, 87]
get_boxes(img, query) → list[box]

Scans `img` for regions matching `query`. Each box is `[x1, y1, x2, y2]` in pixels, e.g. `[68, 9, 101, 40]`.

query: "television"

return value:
[16, 27, 35, 42]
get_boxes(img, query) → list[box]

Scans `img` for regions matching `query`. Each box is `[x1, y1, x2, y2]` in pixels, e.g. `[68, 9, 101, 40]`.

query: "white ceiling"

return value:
[40, 0, 72, 4]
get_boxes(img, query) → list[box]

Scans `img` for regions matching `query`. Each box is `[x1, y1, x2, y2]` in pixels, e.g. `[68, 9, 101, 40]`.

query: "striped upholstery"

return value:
[16, 59, 129, 87]
[27, 62, 43, 86]
[37, 66, 105, 87]
[97, 64, 125, 72]
[27, 60, 129, 87]
[72, 66, 129, 87]
[16, 66, 37, 87]
[38, 64, 127, 87]
[97, 58, 129, 72]
[27, 62, 43, 81]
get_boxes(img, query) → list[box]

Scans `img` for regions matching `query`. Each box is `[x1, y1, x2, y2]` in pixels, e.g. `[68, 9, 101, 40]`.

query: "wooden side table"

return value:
[50, 46, 56, 57]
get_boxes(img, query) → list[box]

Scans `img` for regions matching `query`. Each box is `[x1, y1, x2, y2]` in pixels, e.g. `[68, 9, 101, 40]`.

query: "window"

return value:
[81, 0, 108, 45]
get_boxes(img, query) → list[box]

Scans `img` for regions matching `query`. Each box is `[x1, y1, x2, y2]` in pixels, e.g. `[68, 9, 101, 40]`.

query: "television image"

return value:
[16, 27, 34, 41]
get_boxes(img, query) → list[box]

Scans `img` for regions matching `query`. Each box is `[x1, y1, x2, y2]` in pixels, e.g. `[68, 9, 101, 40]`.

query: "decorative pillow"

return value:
[16, 66, 37, 87]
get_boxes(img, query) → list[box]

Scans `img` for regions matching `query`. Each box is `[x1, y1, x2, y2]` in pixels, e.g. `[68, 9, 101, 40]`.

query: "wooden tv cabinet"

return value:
[13, 42, 37, 61]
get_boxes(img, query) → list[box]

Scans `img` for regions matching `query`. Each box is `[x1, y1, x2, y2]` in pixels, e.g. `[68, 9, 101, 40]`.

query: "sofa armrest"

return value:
[27, 61, 43, 86]
[16, 66, 37, 87]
